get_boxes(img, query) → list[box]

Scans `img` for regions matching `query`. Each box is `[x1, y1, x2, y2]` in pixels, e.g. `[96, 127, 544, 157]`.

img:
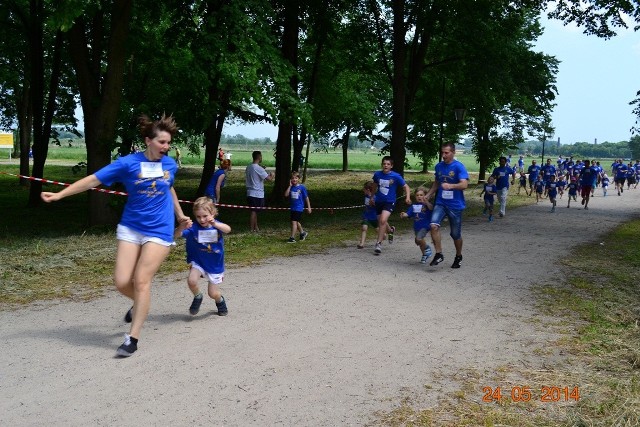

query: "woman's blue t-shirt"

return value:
[95, 152, 177, 242]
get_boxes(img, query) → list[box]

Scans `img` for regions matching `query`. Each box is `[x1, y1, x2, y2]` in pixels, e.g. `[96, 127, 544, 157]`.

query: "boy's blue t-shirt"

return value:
[372, 170, 406, 203]
[434, 160, 469, 210]
[205, 168, 226, 199]
[289, 184, 308, 212]
[405, 204, 432, 232]
[182, 222, 225, 274]
[363, 195, 377, 221]
[568, 182, 578, 194]
[95, 152, 177, 242]
[547, 182, 558, 197]
[483, 183, 497, 202]
[534, 180, 545, 193]
[601, 178, 610, 187]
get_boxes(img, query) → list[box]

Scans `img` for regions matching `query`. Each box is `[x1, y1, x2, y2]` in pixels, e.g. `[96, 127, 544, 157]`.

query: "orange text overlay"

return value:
[482, 386, 580, 403]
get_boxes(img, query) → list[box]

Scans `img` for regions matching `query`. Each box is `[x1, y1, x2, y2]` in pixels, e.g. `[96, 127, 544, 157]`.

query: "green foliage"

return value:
[628, 135, 640, 160]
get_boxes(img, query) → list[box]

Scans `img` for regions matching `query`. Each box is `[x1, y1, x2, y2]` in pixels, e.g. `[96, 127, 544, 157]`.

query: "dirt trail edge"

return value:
[2, 188, 638, 426]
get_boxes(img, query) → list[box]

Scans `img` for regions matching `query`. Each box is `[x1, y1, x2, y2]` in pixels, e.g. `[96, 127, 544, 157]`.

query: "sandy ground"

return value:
[1, 185, 639, 426]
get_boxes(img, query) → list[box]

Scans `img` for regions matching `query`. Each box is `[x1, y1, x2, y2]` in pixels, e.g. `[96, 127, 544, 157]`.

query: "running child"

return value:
[534, 175, 545, 203]
[399, 187, 434, 264]
[284, 171, 312, 243]
[547, 175, 558, 212]
[567, 177, 578, 207]
[601, 173, 610, 196]
[372, 156, 411, 254]
[358, 181, 381, 249]
[517, 172, 528, 195]
[175, 197, 231, 316]
[479, 176, 497, 222]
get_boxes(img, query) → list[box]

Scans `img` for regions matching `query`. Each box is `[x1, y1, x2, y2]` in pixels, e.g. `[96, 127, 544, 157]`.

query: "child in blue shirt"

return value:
[601, 173, 610, 197]
[284, 171, 312, 243]
[534, 175, 545, 203]
[358, 181, 380, 249]
[567, 177, 578, 207]
[517, 172, 527, 195]
[400, 187, 433, 264]
[547, 175, 558, 212]
[175, 197, 231, 316]
[479, 176, 497, 222]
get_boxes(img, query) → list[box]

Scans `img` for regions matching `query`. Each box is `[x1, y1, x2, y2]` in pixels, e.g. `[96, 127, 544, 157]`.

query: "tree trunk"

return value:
[67, 0, 133, 226]
[17, 86, 32, 187]
[196, 111, 227, 197]
[272, 0, 298, 202]
[389, 0, 407, 175]
[341, 124, 351, 172]
[476, 127, 490, 182]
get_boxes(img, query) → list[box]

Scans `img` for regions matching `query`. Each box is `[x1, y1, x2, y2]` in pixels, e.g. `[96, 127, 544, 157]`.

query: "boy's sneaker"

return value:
[300, 231, 308, 241]
[287, 237, 296, 243]
[424, 245, 433, 259]
[451, 255, 463, 269]
[216, 297, 228, 316]
[374, 242, 382, 254]
[124, 306, 133, 323]
[357, 244, 364, 249]
[189, 294, 203, 315]
[420, 254, 428, 264]
[429, 253, 444, 266]
[116, 334, 138, 357]
[388, 226, 395, 244]
[488, 215, 493, 222]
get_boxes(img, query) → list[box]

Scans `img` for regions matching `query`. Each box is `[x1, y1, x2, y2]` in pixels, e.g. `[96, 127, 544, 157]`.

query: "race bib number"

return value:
[291, 190, 300, 199]
[140, 162, 164, 178]
[442, 190, 454, 200]
[198, 229, 219, 244]
[499, 172, 505, 177]
[412, 204, 423, 213]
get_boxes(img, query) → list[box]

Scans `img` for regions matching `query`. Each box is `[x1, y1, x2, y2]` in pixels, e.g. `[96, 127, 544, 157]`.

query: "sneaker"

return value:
[374, 242, 382, 254]
[124, 306, 133, 323]
[388, 226, 395, 244]
[424, 245, 433, 259]
[300, 231, 308, 241]
[584, 206, 588, 210]
[420, 254, 428, 264]
[216, 297, 228, 316]
[488, 215, 493, 222]
[116, 334, 137, 357]
[451, 255, 463, 269]
[430, 253, 444, 266]
[551, 206, 555, 212]
[356, 244, 364, 249]
[621, 187, 624, 193]
[499, 212, 504, 218]
[287, 237, 296, 243]
[581, 198, 585, 205]
[189, 294, 203, 315]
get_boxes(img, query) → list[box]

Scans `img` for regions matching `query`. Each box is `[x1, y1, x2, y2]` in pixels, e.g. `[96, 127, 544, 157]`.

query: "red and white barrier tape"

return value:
[0, 172, 364, 211]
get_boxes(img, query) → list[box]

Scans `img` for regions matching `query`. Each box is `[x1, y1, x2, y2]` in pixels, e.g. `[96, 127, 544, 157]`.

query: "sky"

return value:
[224, 14, 640, 145]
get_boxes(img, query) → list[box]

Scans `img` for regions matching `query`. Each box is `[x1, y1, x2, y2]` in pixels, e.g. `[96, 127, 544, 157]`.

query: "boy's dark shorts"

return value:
[361, 219, 379, 228]
[375, 202, 395, 215]
[290, 210, 303, 221]
[247, 196, 265, 212]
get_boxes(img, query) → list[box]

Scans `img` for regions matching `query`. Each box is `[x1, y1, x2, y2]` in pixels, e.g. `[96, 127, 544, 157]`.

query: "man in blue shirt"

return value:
[426, 143, 469, 268]
[491, 156, 516, 218]
[527, 160, 541, 196]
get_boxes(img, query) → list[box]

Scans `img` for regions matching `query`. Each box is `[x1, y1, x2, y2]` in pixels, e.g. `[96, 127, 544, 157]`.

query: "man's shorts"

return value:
[247, 196, 265, 212]
[580, 186, 592, 198]
[430, 204, 463, 241]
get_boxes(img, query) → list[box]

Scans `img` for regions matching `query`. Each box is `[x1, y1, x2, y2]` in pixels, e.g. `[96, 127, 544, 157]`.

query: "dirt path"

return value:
[2, 187, 638, 426]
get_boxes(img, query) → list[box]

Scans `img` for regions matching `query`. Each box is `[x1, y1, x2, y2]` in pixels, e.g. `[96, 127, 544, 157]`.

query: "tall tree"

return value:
[60, 0, 133, 224]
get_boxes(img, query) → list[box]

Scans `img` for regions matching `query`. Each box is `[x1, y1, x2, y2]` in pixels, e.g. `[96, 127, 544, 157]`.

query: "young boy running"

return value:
[400, 187, 433, 264]
[372, 156, 411, 254]
[479, 176, 497, 222]
[284, 171, 312, 242]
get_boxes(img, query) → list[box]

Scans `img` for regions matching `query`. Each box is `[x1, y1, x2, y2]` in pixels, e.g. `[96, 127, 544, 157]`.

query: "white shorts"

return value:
[191, 262, 224, 285]
[116, 224, 174, 247]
